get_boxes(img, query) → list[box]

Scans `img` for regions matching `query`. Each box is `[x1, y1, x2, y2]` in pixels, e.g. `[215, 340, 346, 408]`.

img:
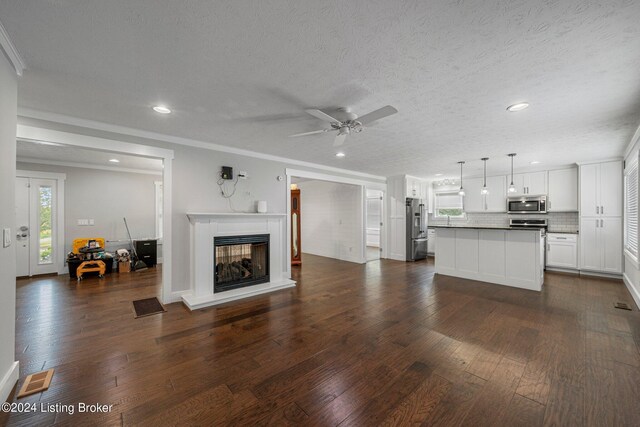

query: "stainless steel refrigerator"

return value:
[406, 198, 428, 261]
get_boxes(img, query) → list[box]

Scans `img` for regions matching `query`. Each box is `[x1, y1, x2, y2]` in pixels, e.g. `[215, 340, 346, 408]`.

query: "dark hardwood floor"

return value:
[2, 255, 640, 426]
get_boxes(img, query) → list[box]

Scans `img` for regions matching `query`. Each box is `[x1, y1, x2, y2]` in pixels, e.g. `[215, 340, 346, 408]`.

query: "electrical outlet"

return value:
[3, 228, 11, 248]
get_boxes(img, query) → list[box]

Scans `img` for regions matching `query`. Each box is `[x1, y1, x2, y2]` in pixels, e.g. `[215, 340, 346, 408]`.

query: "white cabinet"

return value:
[462, 177, 484, 212]
[579, 217, 622, 273]
[427, 228, 436, 255]
[462, 176, 506, 212]
[546, 233, 578, 269]
[579, 161, 622, 217]
[548, 168, 578, 212]
[509, 171, 547, 196]
[406, 176, 429, 203]
[485, 175, 507, 212]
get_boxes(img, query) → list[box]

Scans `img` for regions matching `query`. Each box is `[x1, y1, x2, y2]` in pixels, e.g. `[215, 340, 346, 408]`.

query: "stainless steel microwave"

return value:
[507, 195, 547, 214]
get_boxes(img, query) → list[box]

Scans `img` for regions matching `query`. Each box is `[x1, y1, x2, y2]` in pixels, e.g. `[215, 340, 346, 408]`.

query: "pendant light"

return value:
[457, 161, 465, 196]
[480, 157, 489, 195]
[508, 153, 517, 193]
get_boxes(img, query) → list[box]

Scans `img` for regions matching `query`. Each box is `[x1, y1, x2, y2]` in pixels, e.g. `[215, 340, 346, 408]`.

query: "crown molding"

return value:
[17, 157, 162, 176]
[17, 108, 387, 183]
[623, 120, 640, 160]
[0, 19, 25, 76]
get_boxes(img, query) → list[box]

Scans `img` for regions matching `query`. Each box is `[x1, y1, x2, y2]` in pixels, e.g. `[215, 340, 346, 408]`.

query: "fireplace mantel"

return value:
[182, 212, 296, 310]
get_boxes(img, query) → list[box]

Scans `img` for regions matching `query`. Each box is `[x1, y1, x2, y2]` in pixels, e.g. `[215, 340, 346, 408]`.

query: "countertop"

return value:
[430, 225, 545, 231]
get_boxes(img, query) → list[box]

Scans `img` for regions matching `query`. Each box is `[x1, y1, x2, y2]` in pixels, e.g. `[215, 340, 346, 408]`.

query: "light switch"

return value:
[77, 219, 89, 226]
[3, 228, 11, 248]
[89, 219, 95, 226]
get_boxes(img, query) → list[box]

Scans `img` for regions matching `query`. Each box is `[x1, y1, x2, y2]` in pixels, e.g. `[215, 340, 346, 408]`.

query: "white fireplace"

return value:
[182, 213, 296, 310]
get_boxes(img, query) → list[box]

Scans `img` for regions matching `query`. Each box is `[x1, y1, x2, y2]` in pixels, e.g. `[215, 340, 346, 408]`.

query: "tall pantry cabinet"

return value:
[579, 161, 623, 274]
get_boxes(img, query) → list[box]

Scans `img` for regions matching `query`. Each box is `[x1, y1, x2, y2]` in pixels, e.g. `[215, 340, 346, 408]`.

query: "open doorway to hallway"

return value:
[366, 189, 383, 261]
[290, 177, 366, 265]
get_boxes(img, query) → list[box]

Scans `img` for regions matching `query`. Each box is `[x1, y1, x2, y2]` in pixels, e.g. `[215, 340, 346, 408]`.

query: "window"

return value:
[625, 158, 638, 257]
[155, 181, 163, 240]
[434, 191, 465, 218]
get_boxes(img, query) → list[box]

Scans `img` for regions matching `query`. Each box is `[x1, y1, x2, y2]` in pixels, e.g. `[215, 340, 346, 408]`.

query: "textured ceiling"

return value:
[17, 140, 163, 172]
[2, 0, 640, 178]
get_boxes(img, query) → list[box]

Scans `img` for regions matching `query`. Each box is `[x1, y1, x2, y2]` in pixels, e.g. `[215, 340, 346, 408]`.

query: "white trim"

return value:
[0, 19, 25, 76]
[623, 122, 640, 160]
[578, 270, 623, 279]
[182, 280, 296, 310]
[624, 249, 639, 269]
[286, 168, 386, 188]
[165, 290, 190, 304]
[16, 170, 66, 275]
[18, 157, 162, 176]
[18, 108, 387, 182]
[16, 170, 66, 181]
[16, 124, 174, 305]
[575, 158, 623, 166]
[545, 267, 579, 274]
[622, 273, 640, 310]
[17, 124, 174, 160]
[0, 361, 19, 404]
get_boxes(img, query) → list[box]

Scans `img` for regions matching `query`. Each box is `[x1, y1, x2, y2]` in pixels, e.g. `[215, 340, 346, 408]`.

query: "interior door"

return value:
[15, 177, 30, 277]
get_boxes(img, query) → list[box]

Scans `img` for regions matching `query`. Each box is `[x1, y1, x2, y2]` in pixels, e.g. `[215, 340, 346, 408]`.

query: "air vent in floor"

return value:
[17, 369, 54, 398]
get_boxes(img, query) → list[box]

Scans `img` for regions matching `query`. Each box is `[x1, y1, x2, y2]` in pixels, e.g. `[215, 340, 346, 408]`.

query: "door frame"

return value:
[16, 124, 175, 304]
[364, 188, 385, 262]
[16, 170, 66, 275]
[285, 168, 386, 276]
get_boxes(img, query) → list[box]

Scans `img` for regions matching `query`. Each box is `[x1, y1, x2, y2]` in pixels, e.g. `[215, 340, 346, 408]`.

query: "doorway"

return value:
[15, 172, 65, 277]
[366, 189, 383, 261]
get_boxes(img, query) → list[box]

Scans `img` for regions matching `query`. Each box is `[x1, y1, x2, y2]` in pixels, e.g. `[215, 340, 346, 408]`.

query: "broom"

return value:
[123, 217, 148, 271]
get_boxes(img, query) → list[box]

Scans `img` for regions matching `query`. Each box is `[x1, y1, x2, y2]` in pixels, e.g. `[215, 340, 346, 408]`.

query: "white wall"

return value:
[16, 162, 159, 257]
[296, 180, 365, 263]
[623, 132, 640, 309]
[0, 50, 19, 403]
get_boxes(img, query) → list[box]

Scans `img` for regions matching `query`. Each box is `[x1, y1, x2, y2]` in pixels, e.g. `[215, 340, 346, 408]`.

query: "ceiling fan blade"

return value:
[289, 129, 333, 137]
[357, 105, 398, 125]
[333, 133, 347, 147]
[305, 109, 342, 124]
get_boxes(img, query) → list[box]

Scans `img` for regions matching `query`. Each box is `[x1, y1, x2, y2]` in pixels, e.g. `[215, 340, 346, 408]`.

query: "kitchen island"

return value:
[432, 226, 544, 291]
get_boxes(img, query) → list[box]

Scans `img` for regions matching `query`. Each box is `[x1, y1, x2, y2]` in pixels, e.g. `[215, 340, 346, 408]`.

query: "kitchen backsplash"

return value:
[428, 212, 579, 233]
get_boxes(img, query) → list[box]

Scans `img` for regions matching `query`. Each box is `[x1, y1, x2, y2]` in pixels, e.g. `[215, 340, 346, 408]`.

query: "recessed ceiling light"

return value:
[530, 161, 540, 165]
[435, 173, 443, 176]
[507, 102, 529, 112]
[109, 158, 120, 163]
[153, 105, 172, 114]
[336, 152, 345, 158]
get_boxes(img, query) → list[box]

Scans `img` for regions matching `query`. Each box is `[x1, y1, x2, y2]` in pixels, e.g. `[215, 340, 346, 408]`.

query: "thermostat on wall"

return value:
[221, 166, 233, 180]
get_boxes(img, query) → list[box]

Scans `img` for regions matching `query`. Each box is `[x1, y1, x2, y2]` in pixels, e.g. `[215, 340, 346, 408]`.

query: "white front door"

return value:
[15, 177, 30, 277]
[15, 177, 59, 276]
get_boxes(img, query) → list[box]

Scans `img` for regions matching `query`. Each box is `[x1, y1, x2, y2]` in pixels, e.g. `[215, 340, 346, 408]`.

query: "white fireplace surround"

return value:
[182, 213, 296, 310]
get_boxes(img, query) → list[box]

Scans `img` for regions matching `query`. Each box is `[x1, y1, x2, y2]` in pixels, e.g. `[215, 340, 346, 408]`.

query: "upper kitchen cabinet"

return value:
[485, 175, 507, 212]
[462, 176, 506, 213]
[463, 177, 484, 212]
[510, 171, 547, 196]
[548, 168, 578, 212]
[579, 161, 622, 217]
[406, 176, 429, 202]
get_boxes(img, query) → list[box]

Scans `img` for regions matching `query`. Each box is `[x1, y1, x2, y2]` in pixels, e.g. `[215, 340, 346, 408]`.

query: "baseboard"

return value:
[545, 267, 579, 274]
[578, 270, 623, 280]
[0, 361, 19, 403]
[623, 273, 640, 310]
[164, 290, 190, 304]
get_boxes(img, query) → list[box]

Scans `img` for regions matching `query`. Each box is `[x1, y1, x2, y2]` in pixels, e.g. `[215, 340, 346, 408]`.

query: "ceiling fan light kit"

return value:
[289, 105, 398, 147]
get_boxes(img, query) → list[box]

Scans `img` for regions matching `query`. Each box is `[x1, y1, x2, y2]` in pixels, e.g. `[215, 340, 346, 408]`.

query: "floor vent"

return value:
[17, 369, 54, 398]
[614, 302, 632, 311]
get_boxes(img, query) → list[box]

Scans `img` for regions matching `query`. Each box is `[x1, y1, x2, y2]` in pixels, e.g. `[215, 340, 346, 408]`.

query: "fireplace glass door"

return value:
[214, 234, 270, 292]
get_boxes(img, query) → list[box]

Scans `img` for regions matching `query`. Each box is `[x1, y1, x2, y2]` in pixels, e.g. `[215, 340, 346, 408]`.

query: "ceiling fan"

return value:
[289, 105, 398, 147]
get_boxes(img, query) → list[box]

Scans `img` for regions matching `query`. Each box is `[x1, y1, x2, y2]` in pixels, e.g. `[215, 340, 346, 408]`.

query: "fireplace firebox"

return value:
[214, 234, 270, 293]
